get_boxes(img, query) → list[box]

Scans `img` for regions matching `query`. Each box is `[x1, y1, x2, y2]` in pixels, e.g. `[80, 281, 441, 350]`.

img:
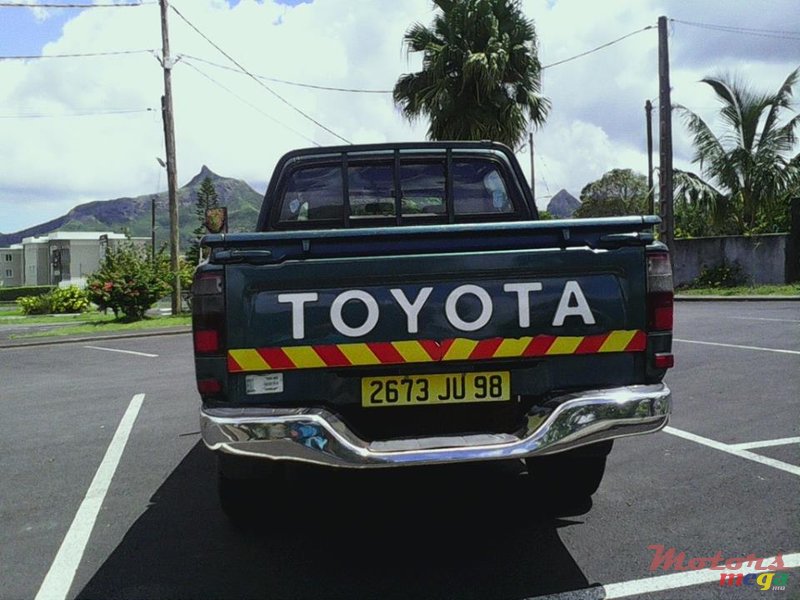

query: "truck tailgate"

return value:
[200, 217, 658, 440]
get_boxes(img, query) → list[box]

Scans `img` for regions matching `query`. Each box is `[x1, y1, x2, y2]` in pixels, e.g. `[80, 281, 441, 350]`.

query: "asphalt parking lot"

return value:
[1, 301, 798, 600]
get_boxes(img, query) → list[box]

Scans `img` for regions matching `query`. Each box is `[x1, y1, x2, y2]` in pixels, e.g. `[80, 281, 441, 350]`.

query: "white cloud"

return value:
[0, 0, 797, 232]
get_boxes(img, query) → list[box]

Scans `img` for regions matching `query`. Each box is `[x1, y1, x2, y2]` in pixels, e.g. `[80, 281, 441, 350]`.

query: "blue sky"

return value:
[1, 0, 798, 234]
[0, 0, 310, 56]
[0, 8, 72, 56]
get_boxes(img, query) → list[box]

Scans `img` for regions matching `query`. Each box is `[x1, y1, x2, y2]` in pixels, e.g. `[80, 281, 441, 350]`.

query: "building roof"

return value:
[20, 231, 146, 244]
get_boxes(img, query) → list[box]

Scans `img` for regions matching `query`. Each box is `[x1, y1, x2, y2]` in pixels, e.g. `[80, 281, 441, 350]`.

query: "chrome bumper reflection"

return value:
[200, 383, 671, 468]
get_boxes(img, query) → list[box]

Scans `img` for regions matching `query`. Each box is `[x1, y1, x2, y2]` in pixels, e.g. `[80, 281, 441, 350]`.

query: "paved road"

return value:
[1, 302, 798, 600]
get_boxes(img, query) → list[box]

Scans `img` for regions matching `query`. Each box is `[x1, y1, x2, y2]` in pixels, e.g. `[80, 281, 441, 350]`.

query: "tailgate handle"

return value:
[598, 232, 654, 247]
[214, 249, 274, 264]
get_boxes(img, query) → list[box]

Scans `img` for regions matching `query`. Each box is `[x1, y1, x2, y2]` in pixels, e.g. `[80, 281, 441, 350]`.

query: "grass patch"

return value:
[677, 284, 800, 296]
[9, 314, 191, 339]
[0, 311, 110, 325]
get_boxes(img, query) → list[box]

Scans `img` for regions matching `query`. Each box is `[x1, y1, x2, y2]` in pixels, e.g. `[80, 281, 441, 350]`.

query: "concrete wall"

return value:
[673, 234, 789, 287]
[57, 240, 104, 283]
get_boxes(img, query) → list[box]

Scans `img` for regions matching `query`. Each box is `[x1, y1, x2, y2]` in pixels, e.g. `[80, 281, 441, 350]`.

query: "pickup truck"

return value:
[192, 141, 673, 519]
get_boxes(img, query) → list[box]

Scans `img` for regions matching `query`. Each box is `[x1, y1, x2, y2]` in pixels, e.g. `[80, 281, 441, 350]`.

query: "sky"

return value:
[0, 0, 798, 234]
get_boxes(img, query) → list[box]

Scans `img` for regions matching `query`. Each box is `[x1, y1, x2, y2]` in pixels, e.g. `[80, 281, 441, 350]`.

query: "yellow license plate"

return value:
[362, 371, 510, 408]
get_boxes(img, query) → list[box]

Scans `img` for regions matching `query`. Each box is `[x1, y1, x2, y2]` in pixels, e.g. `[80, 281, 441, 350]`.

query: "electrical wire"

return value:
[670, 18, 800, 40]
[180, 54, 392, 94]
[0, 49, 155, 60]
[0, 1, 153, 7]
[542, 25, 656, 70]
[0, 107, 154, 118]
[170, 2, 351, 144]
[182, 60, 320, 147]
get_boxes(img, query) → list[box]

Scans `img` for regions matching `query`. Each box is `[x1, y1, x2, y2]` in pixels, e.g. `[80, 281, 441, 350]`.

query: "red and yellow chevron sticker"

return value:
[227, 330, 647, 373]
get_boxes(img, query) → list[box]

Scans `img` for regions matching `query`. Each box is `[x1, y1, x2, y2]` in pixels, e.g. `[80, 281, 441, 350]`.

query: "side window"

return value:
[279, 166, 342, 223]
[348, 163, 394, 219]
[400, 161, 446, 217]
[452, 159, 514, 215]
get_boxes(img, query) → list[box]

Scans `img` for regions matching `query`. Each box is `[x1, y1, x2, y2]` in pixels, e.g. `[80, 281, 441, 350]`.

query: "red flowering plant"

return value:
[86, 242, 172, 321]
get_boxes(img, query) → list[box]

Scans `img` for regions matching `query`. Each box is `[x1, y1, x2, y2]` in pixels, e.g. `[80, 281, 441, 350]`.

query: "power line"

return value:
[0, 1, 153, 7]
[182, 60, 320, 147]
[542, 25, 656, 70]
[670, 18, 800, 40]
[0, 107, 154, 118]
[170, 2, 351, 144]
[180, 54, 392, 94]
[0, 49, 155, 60]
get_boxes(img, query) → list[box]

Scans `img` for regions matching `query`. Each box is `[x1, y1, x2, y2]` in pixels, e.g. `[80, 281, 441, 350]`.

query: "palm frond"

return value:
[760, 66, 799, 139]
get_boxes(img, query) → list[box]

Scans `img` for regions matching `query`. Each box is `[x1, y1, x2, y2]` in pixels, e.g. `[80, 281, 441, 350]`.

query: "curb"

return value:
[675, 295, 800, 302]
[0, 326, 190, 349]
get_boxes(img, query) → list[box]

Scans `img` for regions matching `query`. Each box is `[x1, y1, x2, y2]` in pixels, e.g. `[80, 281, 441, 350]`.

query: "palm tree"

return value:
[675, 68, 800, 233]
[393, 0, 549, 150]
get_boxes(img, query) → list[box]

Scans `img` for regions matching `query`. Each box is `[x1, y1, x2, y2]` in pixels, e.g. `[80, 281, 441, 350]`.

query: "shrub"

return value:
[17, 294, 51, 315]
[15, 286, 90, 315]
[50, 286, 91, 313]
[693, 262, 746, 289]
[86, 243, 172, 321]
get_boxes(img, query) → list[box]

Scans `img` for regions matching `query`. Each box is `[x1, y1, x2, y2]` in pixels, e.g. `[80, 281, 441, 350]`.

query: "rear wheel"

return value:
[217, 453, 283, 527]
[525, 440, 612, 503]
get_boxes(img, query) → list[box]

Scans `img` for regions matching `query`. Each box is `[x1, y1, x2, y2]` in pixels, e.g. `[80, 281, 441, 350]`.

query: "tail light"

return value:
[646, 252, 673, 332]
[193, 271, 225, 355]
[646, 251, 674, 371]
[197, 378, 222, 394]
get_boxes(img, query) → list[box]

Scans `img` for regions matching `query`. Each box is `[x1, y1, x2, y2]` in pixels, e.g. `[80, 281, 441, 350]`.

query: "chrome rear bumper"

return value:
[200, 383, 670, 468]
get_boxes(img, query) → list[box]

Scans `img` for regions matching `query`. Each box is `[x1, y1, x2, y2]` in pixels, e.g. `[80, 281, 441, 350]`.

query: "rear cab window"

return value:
[272, 148, 526, 229]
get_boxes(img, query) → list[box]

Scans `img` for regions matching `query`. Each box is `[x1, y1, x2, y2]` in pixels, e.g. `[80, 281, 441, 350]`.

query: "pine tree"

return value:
[186, 176, 219, 265]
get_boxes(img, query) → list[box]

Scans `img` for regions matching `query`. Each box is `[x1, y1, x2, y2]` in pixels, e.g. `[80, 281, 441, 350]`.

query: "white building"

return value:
[0, 232, 149, 288]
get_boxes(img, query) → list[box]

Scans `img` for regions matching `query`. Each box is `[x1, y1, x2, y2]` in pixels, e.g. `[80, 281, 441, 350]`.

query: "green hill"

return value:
[0, 166, 264, 247]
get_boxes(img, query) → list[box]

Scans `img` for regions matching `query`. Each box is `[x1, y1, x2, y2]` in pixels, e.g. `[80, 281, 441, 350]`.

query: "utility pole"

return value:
[645, 99, 654, 215]
[160, 0, 180, 315]
[657, 15, 674, 254]
[529, 131, 535, 205]
[150, 194, 157, 261]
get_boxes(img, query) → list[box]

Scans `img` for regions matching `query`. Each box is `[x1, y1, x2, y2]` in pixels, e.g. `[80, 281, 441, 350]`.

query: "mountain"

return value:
[0, 166, 264, 247]
[547, 189, 581, 218]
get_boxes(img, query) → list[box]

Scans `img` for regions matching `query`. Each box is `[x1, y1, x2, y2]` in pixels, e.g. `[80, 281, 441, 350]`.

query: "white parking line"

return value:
[664, 426, 800, 477]
[674, 339, 800, 355]
[84, 345, 158, 358]
[35, 393, 145, 600]
[727, 316, 800, 324]
[731, 436, 800, 450]
[523, 552, 800, 599]
[605, 552, 800, 598]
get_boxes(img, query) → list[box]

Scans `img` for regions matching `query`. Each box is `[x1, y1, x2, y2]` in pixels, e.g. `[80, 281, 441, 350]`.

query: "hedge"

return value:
[0, 285, 56, 301]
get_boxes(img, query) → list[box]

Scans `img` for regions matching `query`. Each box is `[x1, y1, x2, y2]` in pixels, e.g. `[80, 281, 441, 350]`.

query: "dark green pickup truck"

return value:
[192, 141, 673, 517]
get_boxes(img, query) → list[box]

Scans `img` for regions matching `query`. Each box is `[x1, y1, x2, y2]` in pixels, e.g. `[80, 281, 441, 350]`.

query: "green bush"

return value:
[0, 285, 55, 302]
[86, 243, 172, 321]
[50, 286, 91, 313]
[17, 294, 51, 315]
[16, 286, 91, 315]
[692, 262, 746, 289]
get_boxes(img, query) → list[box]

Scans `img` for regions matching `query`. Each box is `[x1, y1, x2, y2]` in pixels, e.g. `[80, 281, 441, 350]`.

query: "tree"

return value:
[674, 68, 800, 236]
[573, 169, 649, 218]
[393, 0, 549, 150]
[186, 176, 219, 265]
